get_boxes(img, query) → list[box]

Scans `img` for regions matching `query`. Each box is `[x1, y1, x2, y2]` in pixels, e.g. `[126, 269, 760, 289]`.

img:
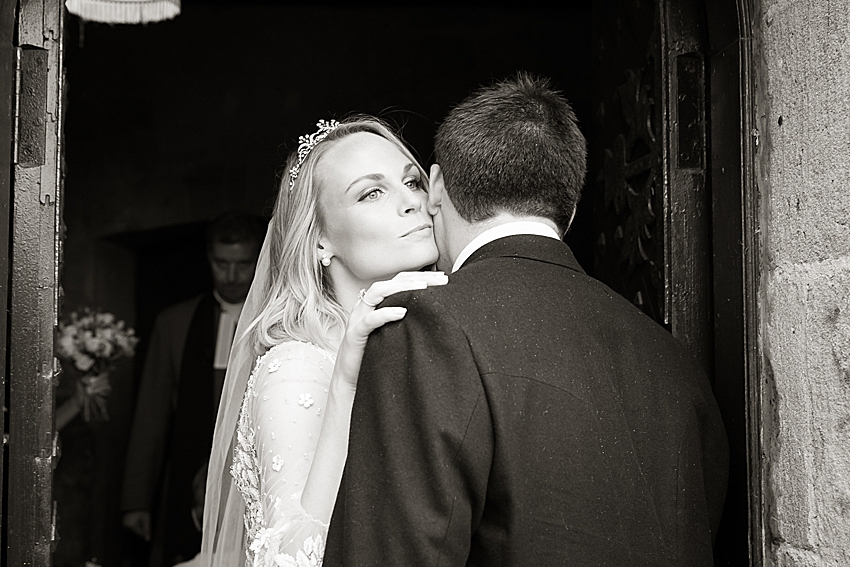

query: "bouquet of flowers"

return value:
[55, 308, 140, 421]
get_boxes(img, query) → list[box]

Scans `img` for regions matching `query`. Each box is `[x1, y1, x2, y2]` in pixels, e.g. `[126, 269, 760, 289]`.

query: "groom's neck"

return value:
[442, 212, 560, 269]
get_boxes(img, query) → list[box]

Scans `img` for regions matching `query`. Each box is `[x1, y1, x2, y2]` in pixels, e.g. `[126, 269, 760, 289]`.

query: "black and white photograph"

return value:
[1, 0, 848, 566]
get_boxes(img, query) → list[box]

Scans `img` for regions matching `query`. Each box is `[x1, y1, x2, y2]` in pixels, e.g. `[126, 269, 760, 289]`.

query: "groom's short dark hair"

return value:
[434, 72, 587, 232]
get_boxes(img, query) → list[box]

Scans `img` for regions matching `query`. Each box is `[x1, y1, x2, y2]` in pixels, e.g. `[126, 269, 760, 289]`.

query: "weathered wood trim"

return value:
[7, 0, 64, 565]
[703, 0, 763, 563]
[661, 0, 714, 373]
[0, 0, 19, 553]
[736, 0, 765, 564]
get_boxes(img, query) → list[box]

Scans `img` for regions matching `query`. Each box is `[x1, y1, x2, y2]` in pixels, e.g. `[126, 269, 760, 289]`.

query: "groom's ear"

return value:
[427, 164, 444, 215]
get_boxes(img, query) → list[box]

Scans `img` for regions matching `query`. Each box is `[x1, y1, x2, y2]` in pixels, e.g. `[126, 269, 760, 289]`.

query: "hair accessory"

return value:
[320, 254, 331, 267]
[289, 119, 341, 190]
[358, 288, 378, 308]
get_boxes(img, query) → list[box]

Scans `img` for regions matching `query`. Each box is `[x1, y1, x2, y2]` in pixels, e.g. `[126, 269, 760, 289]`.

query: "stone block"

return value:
[764, 259, 850, 563]
[760, 0, 850, 265]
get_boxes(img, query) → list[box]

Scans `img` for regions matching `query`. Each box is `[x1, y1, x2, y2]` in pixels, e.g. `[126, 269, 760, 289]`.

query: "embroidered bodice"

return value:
[231, 340, 336, 567]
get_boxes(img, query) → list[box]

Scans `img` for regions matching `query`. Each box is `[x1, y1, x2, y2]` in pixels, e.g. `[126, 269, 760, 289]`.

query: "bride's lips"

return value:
[401, 224, 433, 237]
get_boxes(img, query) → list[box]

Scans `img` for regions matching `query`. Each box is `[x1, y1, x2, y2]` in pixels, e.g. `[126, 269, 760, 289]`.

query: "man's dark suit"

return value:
[121, 293, 221, 566]
[325, 235, 728, 566]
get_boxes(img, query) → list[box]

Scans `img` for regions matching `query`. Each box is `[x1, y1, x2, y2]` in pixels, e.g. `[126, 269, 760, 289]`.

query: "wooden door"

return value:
[591, 0, 752, 564]
[5, 0, 65, 565]
[592, 0, 712, 366]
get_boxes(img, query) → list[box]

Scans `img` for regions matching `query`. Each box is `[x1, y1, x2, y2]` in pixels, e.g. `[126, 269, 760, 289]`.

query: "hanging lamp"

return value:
[65, 0, 180, 24]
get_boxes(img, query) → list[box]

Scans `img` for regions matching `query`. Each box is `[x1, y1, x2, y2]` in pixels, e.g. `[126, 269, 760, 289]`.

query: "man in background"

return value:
[121, 211, 265, 566]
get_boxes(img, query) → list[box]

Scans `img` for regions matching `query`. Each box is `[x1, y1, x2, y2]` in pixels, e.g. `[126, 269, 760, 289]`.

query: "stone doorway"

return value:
[1, 1, 761, 565]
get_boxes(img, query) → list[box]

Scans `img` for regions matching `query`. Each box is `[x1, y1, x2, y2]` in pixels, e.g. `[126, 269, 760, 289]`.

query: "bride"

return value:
[195, 116, 447, 567]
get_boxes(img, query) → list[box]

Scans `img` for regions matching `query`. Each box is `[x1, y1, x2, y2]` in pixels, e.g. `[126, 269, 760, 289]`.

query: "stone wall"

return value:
[756, 0, 850, 564]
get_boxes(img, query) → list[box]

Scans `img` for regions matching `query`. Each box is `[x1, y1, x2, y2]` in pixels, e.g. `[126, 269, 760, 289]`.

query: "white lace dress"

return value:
[231, 341, 337, 567]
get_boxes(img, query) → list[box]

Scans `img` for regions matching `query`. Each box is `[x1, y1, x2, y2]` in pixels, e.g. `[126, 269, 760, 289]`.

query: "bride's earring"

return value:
[320, 254, 331, 267]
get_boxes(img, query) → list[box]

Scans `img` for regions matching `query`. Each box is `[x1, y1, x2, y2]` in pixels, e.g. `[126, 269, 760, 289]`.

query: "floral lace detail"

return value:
[251, 529, 325, 567]
[232, 368, 263, 560]
[231, 341, 335, 567]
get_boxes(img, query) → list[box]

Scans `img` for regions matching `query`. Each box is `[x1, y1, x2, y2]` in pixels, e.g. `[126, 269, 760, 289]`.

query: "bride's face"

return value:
[316, 132, 438, 284]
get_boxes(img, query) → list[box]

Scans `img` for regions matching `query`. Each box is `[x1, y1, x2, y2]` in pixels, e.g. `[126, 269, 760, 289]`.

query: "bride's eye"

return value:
[360, 187, 384, 202]
[404, 176, 425, 191]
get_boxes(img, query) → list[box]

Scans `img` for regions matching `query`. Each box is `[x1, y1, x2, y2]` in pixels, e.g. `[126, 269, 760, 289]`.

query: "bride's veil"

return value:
[199, 216, 276, 566]
[195, 116, 415, 566]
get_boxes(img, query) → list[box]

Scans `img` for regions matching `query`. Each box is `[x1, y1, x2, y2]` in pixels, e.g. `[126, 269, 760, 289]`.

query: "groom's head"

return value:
[429, 73, 586, 251]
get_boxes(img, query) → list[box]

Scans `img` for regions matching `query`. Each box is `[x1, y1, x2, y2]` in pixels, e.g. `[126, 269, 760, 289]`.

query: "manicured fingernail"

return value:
[390, 307, 407, 316]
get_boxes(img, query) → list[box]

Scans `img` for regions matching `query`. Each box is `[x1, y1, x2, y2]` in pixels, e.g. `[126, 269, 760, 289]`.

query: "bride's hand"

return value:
[303, 272, 447, 523]
[334, 271, 449, 389]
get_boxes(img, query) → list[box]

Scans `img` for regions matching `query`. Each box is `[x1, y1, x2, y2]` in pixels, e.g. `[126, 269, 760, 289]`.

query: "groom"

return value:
[325, 74, 729, 565]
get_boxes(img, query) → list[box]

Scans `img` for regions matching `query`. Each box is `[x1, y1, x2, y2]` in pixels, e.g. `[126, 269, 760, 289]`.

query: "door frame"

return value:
[706, 0, 763, 564]
[0, 0, 17, 559]
[0, 0, 764, 565]
[4, 0, 65, 565]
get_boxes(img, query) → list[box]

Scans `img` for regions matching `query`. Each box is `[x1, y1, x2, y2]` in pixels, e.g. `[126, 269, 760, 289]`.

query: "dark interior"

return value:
[56, 1, 747, 566]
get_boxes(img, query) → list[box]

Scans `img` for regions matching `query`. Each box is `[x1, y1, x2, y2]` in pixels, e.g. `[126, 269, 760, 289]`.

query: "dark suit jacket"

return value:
[121, 295, 204, 514]
[325, 235, 728, 566]
[121, 293, 221, 566]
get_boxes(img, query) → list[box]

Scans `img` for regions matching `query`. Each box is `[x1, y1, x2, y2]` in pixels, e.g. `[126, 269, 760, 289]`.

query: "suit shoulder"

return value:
[385, 284, 462, 316]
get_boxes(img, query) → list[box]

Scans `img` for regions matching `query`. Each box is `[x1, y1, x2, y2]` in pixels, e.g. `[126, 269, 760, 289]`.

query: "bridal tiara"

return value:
[289, 119, 341, 190]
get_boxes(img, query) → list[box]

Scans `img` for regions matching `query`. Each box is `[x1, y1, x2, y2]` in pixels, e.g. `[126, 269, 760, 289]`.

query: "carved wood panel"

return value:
[598, 64, 665, 322]
[592, 0, 712, 371]
[593, 0, 665, 324]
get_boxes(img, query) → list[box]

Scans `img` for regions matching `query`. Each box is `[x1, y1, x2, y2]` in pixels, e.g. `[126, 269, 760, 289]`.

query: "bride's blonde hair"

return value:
[245, 115, 428, 354]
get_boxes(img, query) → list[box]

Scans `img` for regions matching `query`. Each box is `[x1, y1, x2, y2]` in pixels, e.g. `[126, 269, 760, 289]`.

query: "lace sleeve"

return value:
[237, 342, 334, 567]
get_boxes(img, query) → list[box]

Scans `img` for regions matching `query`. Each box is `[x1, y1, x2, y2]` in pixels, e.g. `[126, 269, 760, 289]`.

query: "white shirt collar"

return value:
[213, 290, 245, 314]
[451, 221, 560, 273]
